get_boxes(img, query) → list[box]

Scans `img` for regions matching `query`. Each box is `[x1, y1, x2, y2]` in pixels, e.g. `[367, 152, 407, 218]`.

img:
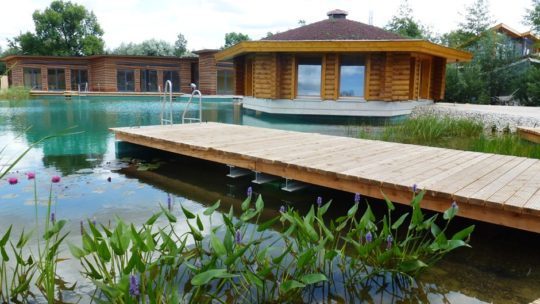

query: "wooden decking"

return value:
[112, 122, 540, 233]
[518, 127, 540, 144]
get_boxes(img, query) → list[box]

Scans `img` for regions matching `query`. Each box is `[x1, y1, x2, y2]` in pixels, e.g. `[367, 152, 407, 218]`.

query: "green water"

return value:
[0, 97, 539, 303]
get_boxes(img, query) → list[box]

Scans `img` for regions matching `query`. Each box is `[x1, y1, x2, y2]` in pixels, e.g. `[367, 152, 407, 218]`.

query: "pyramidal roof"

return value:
[262, 9, 405, 41]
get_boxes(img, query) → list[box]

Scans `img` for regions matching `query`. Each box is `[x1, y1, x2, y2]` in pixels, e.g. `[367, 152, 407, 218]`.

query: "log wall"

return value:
[238, 51, 447, 102]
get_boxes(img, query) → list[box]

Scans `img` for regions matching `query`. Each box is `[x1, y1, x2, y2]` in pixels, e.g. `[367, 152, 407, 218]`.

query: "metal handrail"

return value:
[160, 80, 173, 125]
[182, 83, 202, 124]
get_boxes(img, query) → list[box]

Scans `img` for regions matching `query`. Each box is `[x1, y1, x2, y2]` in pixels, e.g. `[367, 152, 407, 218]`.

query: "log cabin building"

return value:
[215, 9, 472, 116]
[1, 55, 205, 94]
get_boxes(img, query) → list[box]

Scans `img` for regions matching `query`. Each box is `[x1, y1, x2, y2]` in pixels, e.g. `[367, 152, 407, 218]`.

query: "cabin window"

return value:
[117, 70, 135, 92]
[71, 69, 88, 91]
[217, 69, 234, 95]
[339, 55, 365, 97]
[191, 62, 199, 87]
[297, 57, 322, 97]
[163, 70, 180, 92]
[141, 69, 158, 92]
[23, 68, 41, 90]
[47, 69, 66, 91]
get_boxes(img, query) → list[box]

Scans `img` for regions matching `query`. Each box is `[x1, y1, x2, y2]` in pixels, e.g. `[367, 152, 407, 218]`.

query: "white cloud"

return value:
[0, 0, 534, 51]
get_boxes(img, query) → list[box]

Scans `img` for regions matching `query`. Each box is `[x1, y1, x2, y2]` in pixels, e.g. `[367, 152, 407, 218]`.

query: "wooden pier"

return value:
[518, 126, 540, 144]
[112, 122, 540, 233]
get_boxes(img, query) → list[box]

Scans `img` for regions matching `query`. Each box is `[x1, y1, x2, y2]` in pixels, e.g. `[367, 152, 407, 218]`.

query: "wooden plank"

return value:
[111, 122, 540, 234]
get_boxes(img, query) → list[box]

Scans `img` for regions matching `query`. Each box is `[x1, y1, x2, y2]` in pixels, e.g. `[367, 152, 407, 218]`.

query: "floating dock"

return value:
[518, 126, 540, 144]
[111, 122, 540, 233]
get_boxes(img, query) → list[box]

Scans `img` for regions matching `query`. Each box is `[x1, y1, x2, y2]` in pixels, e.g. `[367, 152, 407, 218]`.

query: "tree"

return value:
[223, 32, 250, 48]
[298, 20, 306, 26]
[385, 1, 424, 39]
[112, 39, 175, 56]
[174, 33, 188, 57]
[8, 0, 104, 56]
[525, 0, 540, 33]
[385, 0, 437, 41]
[459, 0, 494, 36]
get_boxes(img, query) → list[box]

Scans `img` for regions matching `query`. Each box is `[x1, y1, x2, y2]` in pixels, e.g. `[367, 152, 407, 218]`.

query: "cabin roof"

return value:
[262, 17, 404, 41]
[215, 40, 473, 62]
[492, 23, 540, 41]
[217, 10, 471, 62]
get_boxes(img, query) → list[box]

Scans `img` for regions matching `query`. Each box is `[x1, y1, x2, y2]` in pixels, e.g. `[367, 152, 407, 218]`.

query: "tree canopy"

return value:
[459, 0, 493, 36]
[174, 33, 188, 56]
[525, 0, 540, 33]
[385, 0, 425, 39]
[112, 39, 176, 56]
[223, 32, 251, 48]
[111, 34, 189, 57]
[8, 0, 105, 56]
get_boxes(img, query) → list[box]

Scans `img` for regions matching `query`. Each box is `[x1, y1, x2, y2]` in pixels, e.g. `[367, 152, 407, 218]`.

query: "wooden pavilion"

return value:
[215, 9, 472, 116]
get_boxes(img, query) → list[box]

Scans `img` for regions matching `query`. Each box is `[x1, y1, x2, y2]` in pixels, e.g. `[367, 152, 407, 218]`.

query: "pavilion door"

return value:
[419, 59, 431, 100]
[245, 59, 253, 96]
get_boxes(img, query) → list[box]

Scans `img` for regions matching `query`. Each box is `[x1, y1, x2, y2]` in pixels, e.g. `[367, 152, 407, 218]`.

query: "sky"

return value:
[0, 0, 534, 51]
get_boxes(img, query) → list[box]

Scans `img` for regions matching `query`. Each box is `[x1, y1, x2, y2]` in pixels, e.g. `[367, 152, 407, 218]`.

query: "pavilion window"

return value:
[339, 55, 365, 97]
[297, 57, 322, 97]
[70, 69, 88, 91]
[163, 70, 180, 92]
[217, 69, 234, 95]
[141, 69, 158, 92]
[47, 69, 66, 91]
[117, 70, 135, 92]
[23, 68, 41, 90]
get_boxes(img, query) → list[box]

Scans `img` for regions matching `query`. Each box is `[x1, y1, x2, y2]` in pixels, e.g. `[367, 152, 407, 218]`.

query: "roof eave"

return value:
[215, 40, 472, 62]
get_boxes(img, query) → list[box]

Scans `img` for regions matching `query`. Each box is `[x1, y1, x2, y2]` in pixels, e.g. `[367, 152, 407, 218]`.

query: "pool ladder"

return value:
[182, 83, 202, 124]
[160, 80, 173, 125]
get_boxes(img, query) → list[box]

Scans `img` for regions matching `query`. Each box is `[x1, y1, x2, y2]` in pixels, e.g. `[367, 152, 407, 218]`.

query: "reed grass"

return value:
[361, 115, 540, 159]
[0, 87, 30, 101]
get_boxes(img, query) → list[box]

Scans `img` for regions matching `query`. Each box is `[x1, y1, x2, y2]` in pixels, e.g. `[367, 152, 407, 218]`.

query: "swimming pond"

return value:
[0, 97, 539, 303]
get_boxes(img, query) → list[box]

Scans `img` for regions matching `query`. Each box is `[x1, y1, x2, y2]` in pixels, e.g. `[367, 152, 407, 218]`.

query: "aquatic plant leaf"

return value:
[253, 195, 264, 213]
[203, 201, 220, 216]
[181, 206, 195, 219]
[443, 204, 458, 220]
[382, 193, 395, 211]
[210, 233, 226, 256]
[244, 271, 263, 288]
[190, 268, 228, 286]
[398, 259, 428, 273]
[97, 240, 111, 262]
[68, 243, 86, 259]
[196, 215, 204, 231]
[0, 225, 12, 247]
[241, 196, 251, 211]
[145, 212, 162, 225]
[280, 280, 305, 293]
[256, 217, 280, 232]
[301, 273, 327, 285]
[391, 213, 409, 230]
[451, 225, 475, 241]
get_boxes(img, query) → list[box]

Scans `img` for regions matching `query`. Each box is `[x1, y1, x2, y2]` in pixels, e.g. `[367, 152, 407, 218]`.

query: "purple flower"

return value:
[50, 212, 55, 225]
[279, 205, 285, 213]
[354, 193, 361, 204]
[247, 186, 253, 197]
[235, 229, 242, 245]
[167, 194, 172, 211]
[365, 231, 373, 243]
[412, 184, 417, 193]
[51, 176, 61, 183]
[80, 220, 84, 236]
[452, 201, 458, 209]
[26, 172, 35, 180]
[129, 274, 140, 297]
[316, 196, 322, 207]
[8, 177, 17, 185]
[107, 176, 111, 182]
[195, 260, 202, 268]
[92, 217, 97, 226]
[386, 235, 393, 249]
